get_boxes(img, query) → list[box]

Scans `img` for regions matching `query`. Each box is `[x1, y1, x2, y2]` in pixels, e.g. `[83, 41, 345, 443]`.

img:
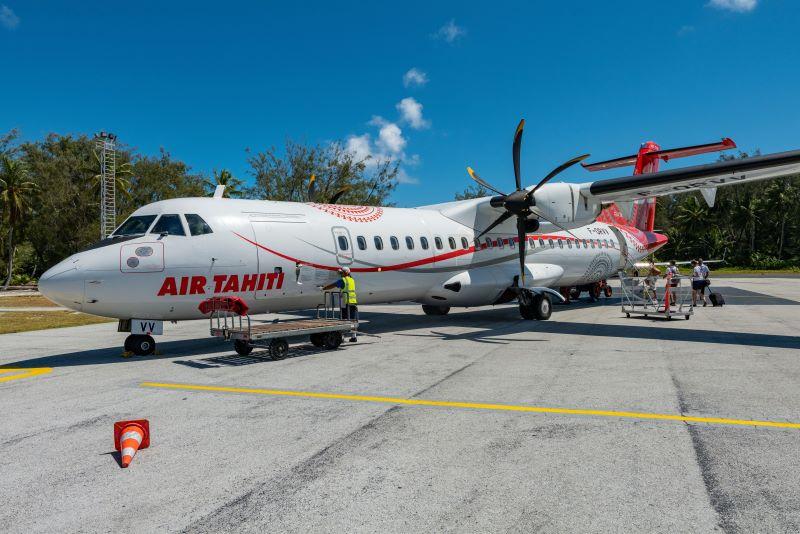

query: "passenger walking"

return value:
[322, 267, 359, 342]
[698, 258, 711, 307]
[645, 261, 661, 304]
[691, 260, 706, 307]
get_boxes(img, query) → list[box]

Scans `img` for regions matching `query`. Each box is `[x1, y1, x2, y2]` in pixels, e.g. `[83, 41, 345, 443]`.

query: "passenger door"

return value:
[331, 226, 353, 266]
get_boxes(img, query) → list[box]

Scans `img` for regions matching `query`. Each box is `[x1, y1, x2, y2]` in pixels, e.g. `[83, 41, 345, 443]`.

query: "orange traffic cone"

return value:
[114, 419, 150, 468]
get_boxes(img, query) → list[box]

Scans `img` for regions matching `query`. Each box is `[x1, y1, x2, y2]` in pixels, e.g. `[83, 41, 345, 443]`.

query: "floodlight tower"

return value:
[95, 131, 117, 239]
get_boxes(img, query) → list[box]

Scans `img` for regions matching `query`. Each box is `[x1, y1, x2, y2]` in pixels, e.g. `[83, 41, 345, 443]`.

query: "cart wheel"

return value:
[310, 333, 325, 347]
[604, 286, 613, 298]
[323, 331, 343, 349]
[667, 316, 672, 320]
[269, 338, 289, 360]
[234, 339, 253, 356]
[626, 313, 630, 318]
[685, 315, 691, 320]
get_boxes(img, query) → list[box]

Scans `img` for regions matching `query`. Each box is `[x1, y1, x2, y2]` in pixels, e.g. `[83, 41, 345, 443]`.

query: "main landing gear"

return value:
[519, 293, 552, 321]
[124, 334, 156, 356]
[422, 305, 450, 316]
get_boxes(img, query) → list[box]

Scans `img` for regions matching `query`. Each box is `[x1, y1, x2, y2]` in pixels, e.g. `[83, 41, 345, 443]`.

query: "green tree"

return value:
[246, 139, 398, 205]
[205, 169, 244, 198]
[454, 183, 490, 200]
[0, 156, 37, 289]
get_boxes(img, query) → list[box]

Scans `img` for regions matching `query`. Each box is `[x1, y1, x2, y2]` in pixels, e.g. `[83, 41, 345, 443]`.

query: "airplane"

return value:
[39, 120, 800, 355]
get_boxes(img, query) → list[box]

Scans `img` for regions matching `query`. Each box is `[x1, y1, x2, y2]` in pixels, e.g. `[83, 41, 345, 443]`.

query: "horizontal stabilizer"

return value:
[582, 138, 736, 172]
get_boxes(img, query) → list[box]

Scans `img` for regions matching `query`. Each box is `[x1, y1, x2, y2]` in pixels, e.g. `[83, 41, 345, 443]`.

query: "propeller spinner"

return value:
[467, 119, 589, 286]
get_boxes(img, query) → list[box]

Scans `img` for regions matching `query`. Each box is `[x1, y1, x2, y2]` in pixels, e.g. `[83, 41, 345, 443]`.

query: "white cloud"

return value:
[345, 134, 372, 162]
[403, 68, 428, 88]
[433, 19, 466, 43]
[0, 5, 20, 29]
[707, 0, 757, 12]
[396, 168, 419, 185]
[396, 97, 429, 130]
[376, 122, 406, 155]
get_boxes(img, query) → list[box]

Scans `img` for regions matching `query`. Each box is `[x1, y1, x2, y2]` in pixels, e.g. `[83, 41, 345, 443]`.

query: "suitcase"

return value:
[709, 292, 724, 307]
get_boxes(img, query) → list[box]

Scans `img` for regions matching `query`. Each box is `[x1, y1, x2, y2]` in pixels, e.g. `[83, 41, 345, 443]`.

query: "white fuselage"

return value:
[39, 197, 662, 320]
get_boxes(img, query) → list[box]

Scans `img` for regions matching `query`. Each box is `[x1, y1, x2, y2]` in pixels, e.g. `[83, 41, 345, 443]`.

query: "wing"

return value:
[582, 149, 800, 202]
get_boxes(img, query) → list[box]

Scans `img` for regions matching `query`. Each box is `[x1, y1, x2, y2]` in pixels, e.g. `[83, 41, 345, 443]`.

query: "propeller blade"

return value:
[329, 186, 350, 204]
[531, 208, 580, 240]
[529, 153, 591, 196]
[308, 174, 317, 202]
[516, 217, 527, 286]
[512, 119, 525, 191]
[476, 211, 514, 240]
[467, 167, 506, 196]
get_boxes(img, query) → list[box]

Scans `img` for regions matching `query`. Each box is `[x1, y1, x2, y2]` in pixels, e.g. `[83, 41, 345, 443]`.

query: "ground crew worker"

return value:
[323, 267, 358, 342]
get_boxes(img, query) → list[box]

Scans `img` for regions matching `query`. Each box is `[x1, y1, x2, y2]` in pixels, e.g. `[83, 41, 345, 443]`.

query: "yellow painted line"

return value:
[0, 367, 53, 382]
[140, 382, 800, 430]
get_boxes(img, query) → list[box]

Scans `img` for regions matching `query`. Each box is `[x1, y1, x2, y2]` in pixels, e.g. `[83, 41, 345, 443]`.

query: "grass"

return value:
[0, 311, 113, 334]
[713, 267, 800, 275]
[0, 294, 61, 308]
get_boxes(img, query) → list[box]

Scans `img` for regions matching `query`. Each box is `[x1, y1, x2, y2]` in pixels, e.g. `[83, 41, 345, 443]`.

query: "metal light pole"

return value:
[95, 131, 117, 239]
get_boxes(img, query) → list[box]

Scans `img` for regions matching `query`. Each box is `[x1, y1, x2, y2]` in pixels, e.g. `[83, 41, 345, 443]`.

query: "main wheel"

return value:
[269, 338, 289, 360]
[590, 284, 601, 301]
[309, 333, 325, 347]
[128, 334, 156, 356]
[532, 294, 552, 321]
[322, 331, 343, 349]
[519, 303, 536, 320]
[422, 305, 450, 316]
[234, 339, 253, 356]
[604, 285, 613, 297]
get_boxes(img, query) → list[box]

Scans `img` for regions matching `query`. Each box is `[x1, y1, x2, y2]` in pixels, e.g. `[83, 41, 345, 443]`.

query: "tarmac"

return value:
[1, 277, 799, 533]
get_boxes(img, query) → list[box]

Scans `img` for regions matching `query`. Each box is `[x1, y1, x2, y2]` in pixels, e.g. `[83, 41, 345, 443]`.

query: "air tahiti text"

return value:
[157, 272, 285, 296]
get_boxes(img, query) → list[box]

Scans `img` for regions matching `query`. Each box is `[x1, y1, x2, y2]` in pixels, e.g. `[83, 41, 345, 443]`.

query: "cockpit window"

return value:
[113, 215, 157, 236]
[150, 214, 186, 236]
[184, 214, 213, 236]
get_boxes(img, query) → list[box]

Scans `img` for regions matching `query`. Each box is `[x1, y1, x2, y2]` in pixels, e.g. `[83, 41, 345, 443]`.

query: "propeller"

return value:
[467, 119, 589, 287]
[307, 174, 350, 204]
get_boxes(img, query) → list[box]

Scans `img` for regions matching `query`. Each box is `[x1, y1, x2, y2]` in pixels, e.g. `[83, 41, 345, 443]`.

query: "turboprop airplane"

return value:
[39, 120, 800, 355]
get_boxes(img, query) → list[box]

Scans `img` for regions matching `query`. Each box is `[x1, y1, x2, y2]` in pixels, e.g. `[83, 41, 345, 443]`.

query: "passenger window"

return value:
[405, 236, 414, 250]
[461, 237, 469, 249]
[603, 239, 609, 248]
[448, 237, 457, 250]
[548, 239, 554, 248]
[583, 240, 588, 248]
[390, 236, 400, 250]
[539, 238, 545, 248]
[357, 236, 367, 251]
[567, 240, 572, 249]
[558, 239, 564, 249]
[150, 214, 186, 236]
[420, 237, 429, 250]
[337, 235, 349, 251]
[528, 237, 535, 247]
[374, 236, 384, 250]
[591, 240, 596, 248]
[184, 214, 213, 236]
[434, 237, 443, 250]
[510, 237, 515, 249]
[485, 237, 493, 249]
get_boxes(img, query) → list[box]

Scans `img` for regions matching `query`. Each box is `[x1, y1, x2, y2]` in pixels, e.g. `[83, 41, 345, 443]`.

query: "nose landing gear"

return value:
[124, 334, 156, 356]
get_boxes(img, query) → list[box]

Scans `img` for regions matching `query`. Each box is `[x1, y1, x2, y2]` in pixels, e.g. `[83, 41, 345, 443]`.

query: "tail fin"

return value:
[586, 138, 736, 232]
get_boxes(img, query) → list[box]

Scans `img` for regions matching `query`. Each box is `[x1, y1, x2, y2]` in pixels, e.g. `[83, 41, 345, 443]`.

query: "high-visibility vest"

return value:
[342, 276, 357, 305]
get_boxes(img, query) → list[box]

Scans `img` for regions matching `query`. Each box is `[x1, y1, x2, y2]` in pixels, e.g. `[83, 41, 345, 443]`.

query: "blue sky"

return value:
[2, 0, 798, 206]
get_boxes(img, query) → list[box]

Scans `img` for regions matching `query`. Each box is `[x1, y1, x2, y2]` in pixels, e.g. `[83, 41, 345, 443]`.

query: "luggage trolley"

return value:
[618, 271, 693, 320]
[208, 292, 358, 359]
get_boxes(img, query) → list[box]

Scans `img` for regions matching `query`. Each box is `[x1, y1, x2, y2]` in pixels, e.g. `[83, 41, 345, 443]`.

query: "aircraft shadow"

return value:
[4, 304, 798, 369]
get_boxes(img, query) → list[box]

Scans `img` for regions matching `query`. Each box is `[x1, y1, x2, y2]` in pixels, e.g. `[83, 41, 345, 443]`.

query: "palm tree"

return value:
[206, 169, 243, 198]
[0, 156, 37, 289]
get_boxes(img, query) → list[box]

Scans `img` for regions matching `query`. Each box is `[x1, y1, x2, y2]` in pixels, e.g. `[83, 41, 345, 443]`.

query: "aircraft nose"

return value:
[39, 261, 84, 311]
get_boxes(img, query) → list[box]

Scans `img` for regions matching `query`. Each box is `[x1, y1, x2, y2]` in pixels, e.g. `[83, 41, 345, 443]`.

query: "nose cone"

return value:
[39, 260, 84, 311]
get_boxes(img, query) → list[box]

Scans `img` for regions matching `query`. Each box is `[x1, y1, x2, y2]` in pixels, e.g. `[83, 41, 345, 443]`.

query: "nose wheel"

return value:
[124, 334, 156, 356]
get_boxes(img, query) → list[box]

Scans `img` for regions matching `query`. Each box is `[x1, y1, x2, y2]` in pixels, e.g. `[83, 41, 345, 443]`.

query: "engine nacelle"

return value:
[421, 269, 506, 307]
[531, 183, 601, 226]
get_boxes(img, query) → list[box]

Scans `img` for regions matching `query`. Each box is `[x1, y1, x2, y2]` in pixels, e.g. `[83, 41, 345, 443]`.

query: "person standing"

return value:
[691, 260, 706, 307]
[323, 267, 359, 342]
[665, 260, 679, 306]
[698, 258, 711, 307]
